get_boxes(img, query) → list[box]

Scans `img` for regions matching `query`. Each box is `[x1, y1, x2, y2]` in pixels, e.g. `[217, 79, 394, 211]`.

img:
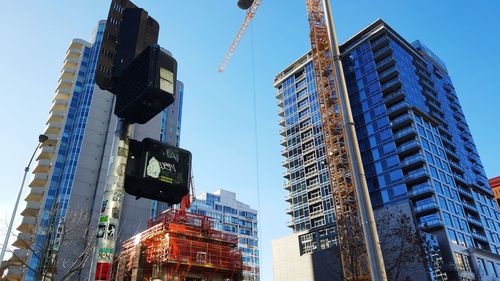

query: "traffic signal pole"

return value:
[89, 119, 132, 281]
[321, 0, 387, 280]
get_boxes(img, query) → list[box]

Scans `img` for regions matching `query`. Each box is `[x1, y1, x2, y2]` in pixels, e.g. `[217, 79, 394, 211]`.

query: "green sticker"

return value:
[99, 216, 108, 223]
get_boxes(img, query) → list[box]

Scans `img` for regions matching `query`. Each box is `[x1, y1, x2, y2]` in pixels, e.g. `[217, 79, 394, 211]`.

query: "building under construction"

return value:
[115, 209, 244, 281]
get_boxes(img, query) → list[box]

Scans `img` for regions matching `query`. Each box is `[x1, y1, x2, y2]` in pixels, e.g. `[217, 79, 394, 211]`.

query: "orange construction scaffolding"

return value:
[116, 209, 243, 281]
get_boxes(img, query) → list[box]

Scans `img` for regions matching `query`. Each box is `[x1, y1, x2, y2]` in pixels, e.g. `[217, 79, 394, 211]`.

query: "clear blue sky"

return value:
[0, 1, 499, 280]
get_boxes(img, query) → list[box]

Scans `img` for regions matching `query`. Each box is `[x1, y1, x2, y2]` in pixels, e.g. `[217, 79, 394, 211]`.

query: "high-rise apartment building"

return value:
[6, 21, 184, 281]
[189, 189, 259, 281]
[273, 19, 500, 281]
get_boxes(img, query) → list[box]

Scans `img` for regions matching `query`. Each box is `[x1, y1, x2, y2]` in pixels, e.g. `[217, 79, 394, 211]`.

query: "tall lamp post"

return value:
[0, 134, 48, 271]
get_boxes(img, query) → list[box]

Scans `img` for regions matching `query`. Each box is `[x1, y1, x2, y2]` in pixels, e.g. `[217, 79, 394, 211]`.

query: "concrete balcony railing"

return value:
[25, 186, 45, 202]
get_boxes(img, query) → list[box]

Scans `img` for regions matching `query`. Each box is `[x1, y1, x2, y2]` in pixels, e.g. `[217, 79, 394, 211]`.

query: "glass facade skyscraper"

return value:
[7, 21, 184, 281]
[189, 189, 260, 281]
[273, 19, 500, 281]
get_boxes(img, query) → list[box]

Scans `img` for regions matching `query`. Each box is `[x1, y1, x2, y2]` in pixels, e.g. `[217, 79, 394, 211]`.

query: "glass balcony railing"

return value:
[386, 101, 409, 116]
[458, 187, 473, 199]
[419, 218, 444, 230]
[405, 168, 430, 183]
[391, 113, 411, 127]
[384, 91, 405, 106]
[407, 184, 433, 198]
[381, 78, 403, 93]
[397, 140, 420, 155]
[472, 232, 488, 242]
[462, 202, 478, 213]
[401, 154, 426, 168]
[414, 202, 439, 213]
[466, 216, 482, 226]
[373, 44, 392, 58]
[394, 127, 417, 140]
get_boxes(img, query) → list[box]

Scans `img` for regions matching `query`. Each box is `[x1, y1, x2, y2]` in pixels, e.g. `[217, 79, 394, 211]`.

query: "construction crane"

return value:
[218, 0, 262, 72]
[219, 1, 387, 280]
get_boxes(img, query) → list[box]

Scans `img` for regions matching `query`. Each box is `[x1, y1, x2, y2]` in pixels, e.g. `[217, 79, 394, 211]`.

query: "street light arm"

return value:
[0, 135, 47, 273]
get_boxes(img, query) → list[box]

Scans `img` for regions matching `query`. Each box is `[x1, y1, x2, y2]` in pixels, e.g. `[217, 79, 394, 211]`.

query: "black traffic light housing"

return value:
[114, 45, 177, 124]
[125, 138, 192, 204]
[96, 0, 159, 92]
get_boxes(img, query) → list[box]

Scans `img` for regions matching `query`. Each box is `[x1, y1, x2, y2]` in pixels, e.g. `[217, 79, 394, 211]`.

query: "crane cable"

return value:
[250, 22, 263, 277]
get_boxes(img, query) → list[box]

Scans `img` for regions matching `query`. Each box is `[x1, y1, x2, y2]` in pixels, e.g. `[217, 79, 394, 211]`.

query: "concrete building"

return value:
[189, 189, 259, 281]
[490, 177, 500, 210]
[273, 19, 500, 281]
[6, 21, 183, 281]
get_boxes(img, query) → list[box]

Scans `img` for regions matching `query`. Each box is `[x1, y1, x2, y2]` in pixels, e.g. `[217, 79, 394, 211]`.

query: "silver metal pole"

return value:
[321, 1, 387, 280]
[89, 119, 132, 281]
[0, 141, 43, 272]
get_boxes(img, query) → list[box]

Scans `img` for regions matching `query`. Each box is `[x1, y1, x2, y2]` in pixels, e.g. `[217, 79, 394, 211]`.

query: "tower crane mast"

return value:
[219, 0, 387, 280]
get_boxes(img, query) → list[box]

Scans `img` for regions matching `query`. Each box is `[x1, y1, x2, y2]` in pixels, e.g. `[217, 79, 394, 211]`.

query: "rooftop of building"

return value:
[490, 176, 500, 188]
[195, 189, 258, 214]
[274, 18, 447, 85]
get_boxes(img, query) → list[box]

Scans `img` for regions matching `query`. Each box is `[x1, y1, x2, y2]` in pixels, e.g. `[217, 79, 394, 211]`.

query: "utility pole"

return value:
[89, 120, 132, 281]
[321, 0, 387, 280]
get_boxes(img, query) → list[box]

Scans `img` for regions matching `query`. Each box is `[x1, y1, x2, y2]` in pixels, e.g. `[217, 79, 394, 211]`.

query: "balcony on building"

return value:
[449, 161, 465, 175]
[309, 209, 324, 219]
[390, 112, 412, 130]
[307, 182, 321, 192]
[302, 142, 316, 155]
[381, 78, 403, 95]
[419, 218, 444, 231]
[378, 65, 399, 85]
[462, 201, 479, 213]
[393, 126, 417, 143]
[28, 172, 49, 188]
[458, 187, 474, 200]
[278, 108, 286, 120]
[20, 201, 41, 217]
[404, 168, 430, 185]
[283, 182, 291, 191]
[445, 147, 460, 162]
[5, 265, 24, 280]
[414, 201, 439, 215]
[466, 216, 482, 227]
[284, 193, 292, 203]
[407, 183, 434, 200]
[471, 231, 488, 242]
[44, 121, 64, 136]
[16, 216, 36, 234]
[12, 232, 33, 249]
[308, 194, 322, 205]
[396, 139, 421, 157]
[371, 35, 390, 52]
[49, 99, 68, 114]
[386, 101, 409, 117]
[275, 88, 284, 99]
[32, 159, 52, 174]
[279, 126, 286, 136]
[400, 153, 426, 171]
[301, 131, 314, 143]
[25, 187, 45, 202]
[383, 91, 405, 108]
